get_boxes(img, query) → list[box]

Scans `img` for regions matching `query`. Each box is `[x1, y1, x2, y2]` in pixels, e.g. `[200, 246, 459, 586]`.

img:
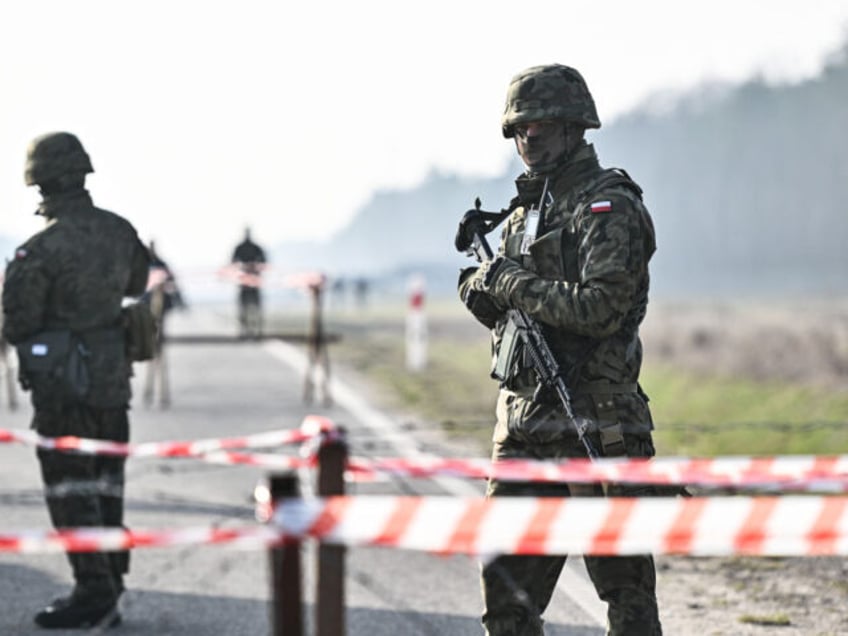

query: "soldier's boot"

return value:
[34, 583, 121, 629]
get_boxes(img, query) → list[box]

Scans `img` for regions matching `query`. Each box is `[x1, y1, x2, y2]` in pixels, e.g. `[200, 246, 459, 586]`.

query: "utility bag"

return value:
[16, 330, 91, 403]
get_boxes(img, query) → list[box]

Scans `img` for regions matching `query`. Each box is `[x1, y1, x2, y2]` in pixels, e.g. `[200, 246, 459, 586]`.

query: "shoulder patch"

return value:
[590, 200, 613, 214]
[14, 248, 28, 259]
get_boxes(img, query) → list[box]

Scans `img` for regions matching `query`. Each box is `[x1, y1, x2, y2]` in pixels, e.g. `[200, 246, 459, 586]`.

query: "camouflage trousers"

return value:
[481, 433, 662, 636]
[34, 405, 130, 600]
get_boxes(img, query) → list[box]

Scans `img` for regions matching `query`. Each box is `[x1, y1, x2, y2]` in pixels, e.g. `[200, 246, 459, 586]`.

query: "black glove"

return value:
[458, 266, 504, 329]
[462, 288, 505, 329]
[465, 256, 509, 290]
[454, 208, 485, 253]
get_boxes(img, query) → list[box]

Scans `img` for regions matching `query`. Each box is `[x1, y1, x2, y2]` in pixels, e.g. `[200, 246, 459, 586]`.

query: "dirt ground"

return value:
[332, 297, 848, 634]
[657, 554, 848, 635]
[641, 300, 848, 635]
[641, 298, 848, 390]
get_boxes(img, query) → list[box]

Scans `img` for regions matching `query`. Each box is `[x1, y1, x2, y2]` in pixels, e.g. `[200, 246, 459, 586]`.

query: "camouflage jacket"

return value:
[459, 143, 657, 447]
[2, 189, 150, 408]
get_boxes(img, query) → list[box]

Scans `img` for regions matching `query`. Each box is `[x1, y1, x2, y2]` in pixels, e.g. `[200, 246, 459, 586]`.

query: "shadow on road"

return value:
[0, 560, 603, 635]
[348, 606, 604, 636]
[0, 562, 268, 635]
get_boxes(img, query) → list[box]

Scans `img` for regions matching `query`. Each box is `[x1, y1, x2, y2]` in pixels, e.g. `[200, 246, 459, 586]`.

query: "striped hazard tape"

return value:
[0, 414, 333, 459]
[273, 495, 848, 557]
[346, 455, 848, 492]
[216, 264, 324, 290]
[2, 495, 846, 556]
[3, 416, 848, 492]
[0, 525, 284, 554]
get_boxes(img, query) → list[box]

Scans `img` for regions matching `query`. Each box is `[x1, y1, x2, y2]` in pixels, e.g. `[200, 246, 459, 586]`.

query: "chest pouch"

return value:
[527, 224, 580, 282]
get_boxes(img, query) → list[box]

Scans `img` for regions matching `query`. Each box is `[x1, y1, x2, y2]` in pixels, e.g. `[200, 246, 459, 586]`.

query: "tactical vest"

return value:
[492, 168, 652, 453]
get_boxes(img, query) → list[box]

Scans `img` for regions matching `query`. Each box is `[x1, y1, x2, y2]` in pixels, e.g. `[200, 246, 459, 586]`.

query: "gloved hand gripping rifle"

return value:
[456, 194, 601, 460]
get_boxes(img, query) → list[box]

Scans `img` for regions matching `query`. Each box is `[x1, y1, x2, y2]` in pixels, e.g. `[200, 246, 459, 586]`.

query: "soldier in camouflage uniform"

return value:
[2, 132, 150, 629]
[456, 65, 662, 635]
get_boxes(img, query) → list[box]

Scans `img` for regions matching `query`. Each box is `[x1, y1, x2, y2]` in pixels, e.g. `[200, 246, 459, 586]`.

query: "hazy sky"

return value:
[2, 0, 847, 274]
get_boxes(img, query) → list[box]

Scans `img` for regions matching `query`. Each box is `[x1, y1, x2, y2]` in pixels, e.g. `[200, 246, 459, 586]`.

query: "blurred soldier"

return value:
[141, 240, 185, 408]
[2, 132, 150, 629]
[456, 65, 662, 635]
[231, 226, 267, 338]
[0, 291, 18, 410]
[353, 276, 369, 309]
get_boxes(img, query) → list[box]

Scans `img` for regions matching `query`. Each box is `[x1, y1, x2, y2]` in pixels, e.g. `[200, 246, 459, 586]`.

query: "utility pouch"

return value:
[492, 315, 521, 382]
[122, 301, 157, 362]
[590, 391, 627, 457]
[16, 330, 90, 402]
[527, 225, 569, 280]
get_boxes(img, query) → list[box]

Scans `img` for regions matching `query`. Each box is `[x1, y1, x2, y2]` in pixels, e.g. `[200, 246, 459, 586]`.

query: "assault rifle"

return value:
[458, 196, 600, 460]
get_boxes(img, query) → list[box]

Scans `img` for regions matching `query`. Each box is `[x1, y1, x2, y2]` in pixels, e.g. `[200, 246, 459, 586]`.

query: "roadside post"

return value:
[316, 429, 348, 636]
[269, 473, 303, 636]
[405, 274, 428, 372]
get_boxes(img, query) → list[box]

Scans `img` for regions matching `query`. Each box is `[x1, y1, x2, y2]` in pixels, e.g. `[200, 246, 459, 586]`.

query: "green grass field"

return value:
[271, 300, 848, 457]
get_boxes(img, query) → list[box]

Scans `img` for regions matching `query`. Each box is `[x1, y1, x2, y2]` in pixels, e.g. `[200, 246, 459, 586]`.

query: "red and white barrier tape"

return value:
[2, 495, 846, 556]
[199, 451, 311, 470]
[0, 414, 333, 459]
[215, 264, 324, 291]
[4, 419, 848, 491]
[0, 525, 284, 554]
[273, 495, 848, 556]
[345, 455, 848, 492]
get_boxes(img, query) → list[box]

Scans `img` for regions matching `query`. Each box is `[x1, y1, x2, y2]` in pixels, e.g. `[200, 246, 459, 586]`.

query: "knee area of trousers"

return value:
[604, 589, 662, 636]
[482, 607, 544, 636]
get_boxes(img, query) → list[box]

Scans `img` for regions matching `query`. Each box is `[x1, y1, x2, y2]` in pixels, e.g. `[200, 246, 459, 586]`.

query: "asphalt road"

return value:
[0, 306, 605, 635]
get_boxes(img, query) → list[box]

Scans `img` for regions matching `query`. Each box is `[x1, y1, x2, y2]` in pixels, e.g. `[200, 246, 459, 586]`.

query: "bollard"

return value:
[303, 273, 332, 407]
[405, 274, 428, 371]
[269, 473, 303, 636]
[316, 430, 347, 636]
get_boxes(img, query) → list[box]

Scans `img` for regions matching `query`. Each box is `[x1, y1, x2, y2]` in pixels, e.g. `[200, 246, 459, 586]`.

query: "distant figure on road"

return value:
[2, 132, 149, 629]
[231, 227, 267, 339]
[456, 65, 662, 635]
[141, 240, 185, 408]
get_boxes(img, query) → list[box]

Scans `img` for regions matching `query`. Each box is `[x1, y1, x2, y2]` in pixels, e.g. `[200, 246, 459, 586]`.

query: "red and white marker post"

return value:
[405, 275, 428, 372]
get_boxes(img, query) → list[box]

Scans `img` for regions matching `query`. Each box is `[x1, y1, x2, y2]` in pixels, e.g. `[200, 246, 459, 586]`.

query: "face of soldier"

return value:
[513, 120, 569, 172]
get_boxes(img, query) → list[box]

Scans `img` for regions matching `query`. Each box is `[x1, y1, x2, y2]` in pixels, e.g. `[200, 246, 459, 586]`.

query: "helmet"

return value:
[501, 64, 601, 138]
[24, 132, 94, 186]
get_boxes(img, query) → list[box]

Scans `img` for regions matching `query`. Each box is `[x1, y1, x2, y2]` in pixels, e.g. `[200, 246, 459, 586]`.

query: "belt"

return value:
[574, 381, 637, 395]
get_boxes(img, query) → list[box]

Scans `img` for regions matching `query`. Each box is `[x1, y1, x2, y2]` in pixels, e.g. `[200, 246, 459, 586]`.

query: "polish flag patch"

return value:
[590, 200, 612, 213]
